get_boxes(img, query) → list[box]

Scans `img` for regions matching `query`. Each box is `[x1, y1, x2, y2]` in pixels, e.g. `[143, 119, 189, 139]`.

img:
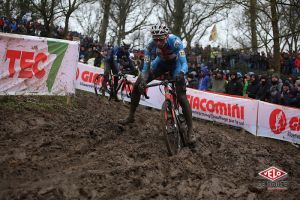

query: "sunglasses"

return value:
[153, 35, 166, 40]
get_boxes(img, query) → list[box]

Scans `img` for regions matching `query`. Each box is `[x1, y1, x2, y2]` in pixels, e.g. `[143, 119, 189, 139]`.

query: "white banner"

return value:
[75, 62, 164, 109]
[257, 101, 300, 144]
[75, 62, 104, 93]
[186, 90, 259, 135]
[0, 33, 79, 95]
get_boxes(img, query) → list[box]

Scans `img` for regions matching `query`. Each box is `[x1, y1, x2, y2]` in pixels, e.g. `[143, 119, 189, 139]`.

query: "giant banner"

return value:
[0, 33, 79, 95]
[76, 62, 164, 109]
[186, 90, 259, 135]
[257, 101, 300, 144]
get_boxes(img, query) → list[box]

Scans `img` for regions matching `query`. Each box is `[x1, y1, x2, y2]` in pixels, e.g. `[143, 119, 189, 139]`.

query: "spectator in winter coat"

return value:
[187, 72, 198, 89]
[288, 80, 300, 108]
[269, 74, 283, 104]
[295, 54, 300, 74]
[256, 75, 270, 101]
[247, 74, 260, 98]
[210, 70, 226, 93]
[280, 81, 296, 106]
[243, 73, 251, 96]
[198, 66, 211, 91]
[93, 50, 102, 68]
[0, 17, 5, 31]
[225, 71, 243, 96]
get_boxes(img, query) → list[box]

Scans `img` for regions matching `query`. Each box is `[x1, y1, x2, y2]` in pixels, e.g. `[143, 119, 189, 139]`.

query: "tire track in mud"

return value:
[0, 91, 299, 199]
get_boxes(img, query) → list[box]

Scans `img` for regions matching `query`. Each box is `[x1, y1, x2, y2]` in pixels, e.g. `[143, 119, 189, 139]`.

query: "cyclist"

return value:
[102, 39, 136, 101]
[119, 24, 196, 146]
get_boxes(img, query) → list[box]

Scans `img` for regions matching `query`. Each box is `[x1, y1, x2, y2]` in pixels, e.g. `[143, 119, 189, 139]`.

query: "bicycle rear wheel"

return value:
[161, 99, 182, 156]
[94, 74, 111, 98]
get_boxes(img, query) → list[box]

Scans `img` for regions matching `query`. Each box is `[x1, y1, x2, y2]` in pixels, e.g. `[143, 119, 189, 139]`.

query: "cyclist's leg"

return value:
[119, 58, 165, 124]
[111, 64, 120, 101]
[172, 60, 195, 145]
[102, 64, 111, 96]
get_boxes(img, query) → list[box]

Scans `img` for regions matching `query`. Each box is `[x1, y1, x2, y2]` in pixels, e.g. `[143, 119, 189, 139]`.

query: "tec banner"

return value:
[186, 89, 259, 135]
[257, 101, 300, 144]
[75, 62, 164, 109]
[0, 33, 79, 95]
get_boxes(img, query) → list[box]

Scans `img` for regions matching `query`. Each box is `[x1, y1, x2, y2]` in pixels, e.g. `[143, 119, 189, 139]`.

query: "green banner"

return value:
[46, 41, 68, 92]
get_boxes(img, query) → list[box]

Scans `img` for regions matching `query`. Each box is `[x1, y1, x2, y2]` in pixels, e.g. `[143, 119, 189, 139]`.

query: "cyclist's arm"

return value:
[142, 40, 155, 75]
[173, 38, 188, 74]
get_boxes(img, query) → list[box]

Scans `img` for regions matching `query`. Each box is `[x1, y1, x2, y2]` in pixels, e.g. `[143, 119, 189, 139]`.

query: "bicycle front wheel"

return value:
[161, 100, 182, 156]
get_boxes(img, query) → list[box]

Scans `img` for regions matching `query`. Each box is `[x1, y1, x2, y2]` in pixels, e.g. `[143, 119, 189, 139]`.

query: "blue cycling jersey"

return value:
[142, 34, 188, 76]
[108, 47, 131, 70]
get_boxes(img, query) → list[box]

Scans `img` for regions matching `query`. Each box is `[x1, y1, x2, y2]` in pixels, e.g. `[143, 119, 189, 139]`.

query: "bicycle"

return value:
[94, 70, 134, 101]
[145, 79, 188, 156]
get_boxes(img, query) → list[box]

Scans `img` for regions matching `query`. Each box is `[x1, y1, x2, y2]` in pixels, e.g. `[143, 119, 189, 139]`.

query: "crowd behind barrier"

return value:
[1, 14, 300, 109]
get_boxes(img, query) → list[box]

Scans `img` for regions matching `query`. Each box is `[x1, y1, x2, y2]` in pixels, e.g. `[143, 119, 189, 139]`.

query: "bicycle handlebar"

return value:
[146, 79, 176, 88]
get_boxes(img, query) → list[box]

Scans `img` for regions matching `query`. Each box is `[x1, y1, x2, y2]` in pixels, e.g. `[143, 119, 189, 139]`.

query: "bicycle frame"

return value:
[115, 73, 133, 100]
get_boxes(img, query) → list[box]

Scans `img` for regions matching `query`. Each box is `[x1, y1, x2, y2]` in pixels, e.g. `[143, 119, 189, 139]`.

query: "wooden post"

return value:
[67, 96, 71, 105]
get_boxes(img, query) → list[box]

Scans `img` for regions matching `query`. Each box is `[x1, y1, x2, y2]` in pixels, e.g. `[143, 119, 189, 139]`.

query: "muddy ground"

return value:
[0, 91, 299, 200]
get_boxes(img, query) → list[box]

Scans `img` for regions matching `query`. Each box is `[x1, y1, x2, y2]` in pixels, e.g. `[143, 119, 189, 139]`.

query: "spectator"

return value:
[256, 75, 270, 101]
[243, 73, 251, 96]
[290, 80, 300, 108]
[93, 49, 102, 68]
[210, 70, 226, 93]
[198, 65, 211, 91]
[225, 71, 243, 96]
[269, 74, 283, 104]
[247, 74, 260, 99]
[79, 46, 86, 61]
[294, 54, 300, 75]
[280, 81, 295, 106]
[0, 17, 4, 32]
[187, 72, 198, 89]
[10, 19, 17, 33]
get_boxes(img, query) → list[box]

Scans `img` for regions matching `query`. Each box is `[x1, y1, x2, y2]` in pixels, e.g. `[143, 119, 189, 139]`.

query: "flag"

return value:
[209, 24, 218, 42]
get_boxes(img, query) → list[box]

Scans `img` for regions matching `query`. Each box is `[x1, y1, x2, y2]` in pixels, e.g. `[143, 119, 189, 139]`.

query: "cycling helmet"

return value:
[121, 39, 131, 48]
[151, 24, 169, 37]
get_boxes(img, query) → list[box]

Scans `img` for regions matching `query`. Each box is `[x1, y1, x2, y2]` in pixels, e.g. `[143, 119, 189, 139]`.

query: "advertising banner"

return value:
[75, 62, 104, 93]
[186, 89, 259, 135]
[75, 62, 164, 109]
[257, 101, 300, 144]
[0, 33, 79, 95]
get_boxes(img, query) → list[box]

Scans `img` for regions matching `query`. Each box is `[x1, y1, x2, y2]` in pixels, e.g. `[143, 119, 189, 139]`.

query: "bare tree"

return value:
[98, 0, 112, 45]
[30, 0, 61, 37]
[158, 0, 231, 49]
[58, 0, 94, 38]
[249, 0, 258, 52]
[74, 2, 101, 39]
[279, 0, 300, 52]
[270, 0, 281, 72]
[109, 0, 155, 45]
[2, 0, 18, 17]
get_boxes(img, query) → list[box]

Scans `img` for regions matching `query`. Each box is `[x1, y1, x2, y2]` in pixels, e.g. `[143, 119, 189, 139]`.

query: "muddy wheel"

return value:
[161, 100, 182, 156]
[94, 74, 111, 99]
